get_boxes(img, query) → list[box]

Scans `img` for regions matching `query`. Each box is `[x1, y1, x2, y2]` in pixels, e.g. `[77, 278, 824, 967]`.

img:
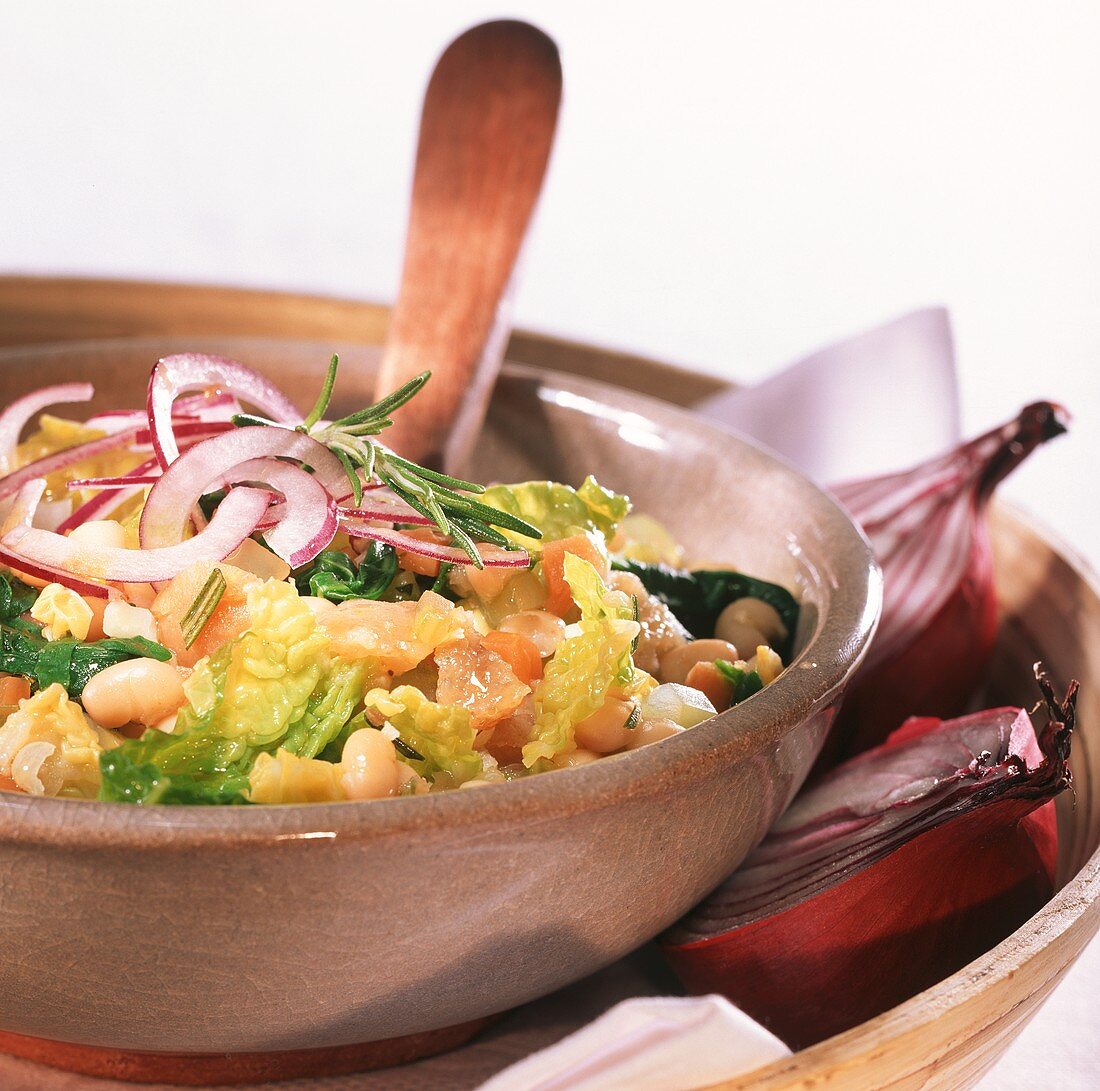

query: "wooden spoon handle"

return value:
[375, 20, 561, 468]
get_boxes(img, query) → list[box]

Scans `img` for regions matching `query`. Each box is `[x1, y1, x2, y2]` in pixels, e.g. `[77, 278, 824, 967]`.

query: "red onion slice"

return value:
[68, 475, 160, 491]
[55, 484, 147, 535]
[0, 383, 95, 470]
[139, 427, 347, 553]
[4, 487, 273, 583]
[0, 479, 47, 535]
[339, 517, 530, 567]
[0, 425, 146, 503]
[225, 458, 336, 567]
[147, 354, 301, 467]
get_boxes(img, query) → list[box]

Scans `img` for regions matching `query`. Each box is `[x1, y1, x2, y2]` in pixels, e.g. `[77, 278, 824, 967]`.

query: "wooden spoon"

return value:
[373, 20, 562, 470]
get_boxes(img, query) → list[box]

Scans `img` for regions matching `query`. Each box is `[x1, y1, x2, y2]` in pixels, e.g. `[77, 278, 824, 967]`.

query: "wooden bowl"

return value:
[0, 334, 878, 1083]
[0, 278, 1095, 1090]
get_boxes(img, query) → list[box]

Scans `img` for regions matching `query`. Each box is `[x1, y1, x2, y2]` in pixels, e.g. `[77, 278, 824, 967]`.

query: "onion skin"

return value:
[661, 673, 1075, 1049]
[826, 402, 1068, 766]
[665, 799, 1056, 1049]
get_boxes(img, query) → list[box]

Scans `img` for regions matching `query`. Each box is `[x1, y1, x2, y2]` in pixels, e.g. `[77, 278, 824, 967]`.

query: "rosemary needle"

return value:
[233, 358, 541, 565]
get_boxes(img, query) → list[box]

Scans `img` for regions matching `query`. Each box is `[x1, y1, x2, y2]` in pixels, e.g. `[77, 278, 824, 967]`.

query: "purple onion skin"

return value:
[823, 402, 1068, 770]
[662, 675, 1075, 1049]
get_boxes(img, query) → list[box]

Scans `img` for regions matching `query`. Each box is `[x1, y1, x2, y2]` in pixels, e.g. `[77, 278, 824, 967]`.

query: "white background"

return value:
[2, 2, 1098, 1087]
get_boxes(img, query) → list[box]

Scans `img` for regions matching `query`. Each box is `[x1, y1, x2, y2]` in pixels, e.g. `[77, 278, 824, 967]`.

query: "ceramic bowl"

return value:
[0, 337, 880, 1080]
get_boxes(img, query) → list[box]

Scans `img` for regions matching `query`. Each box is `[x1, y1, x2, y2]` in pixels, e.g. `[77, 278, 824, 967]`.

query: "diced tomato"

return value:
[481, 630, 543, 686]
[685, 661, 733, 712]
[0, 676, 30, 705]
[541, 534, 609, 618]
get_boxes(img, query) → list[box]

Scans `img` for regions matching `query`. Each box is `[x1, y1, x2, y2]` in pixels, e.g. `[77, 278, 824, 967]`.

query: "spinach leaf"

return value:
[0, 624, 171, 698]
[715, 659, 766, 704]
[292, 544, 398, 602]
[613, 559, 799, 656]
[0, 571, 39, 623]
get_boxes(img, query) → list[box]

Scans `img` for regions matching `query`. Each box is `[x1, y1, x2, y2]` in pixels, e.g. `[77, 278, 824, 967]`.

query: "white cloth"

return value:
[696, 306, 961, 483]
[479, 995, 790, 1091]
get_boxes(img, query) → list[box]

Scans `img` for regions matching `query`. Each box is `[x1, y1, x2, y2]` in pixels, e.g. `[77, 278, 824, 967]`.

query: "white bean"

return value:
[717, 597, 788, 644]
[340, 728, 400, 800]
[81, 658, 186, 729]
[499, 610, 567, 657]
[659, 639, 739, 685]
[573, 697, 637, 754]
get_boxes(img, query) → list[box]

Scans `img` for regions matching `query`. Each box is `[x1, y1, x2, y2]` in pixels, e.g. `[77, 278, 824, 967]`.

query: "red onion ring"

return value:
[224, 458, 336, 567]
[55, 484, 147, 535]
[140, 426, 345, 545]
[0, 383, 95, 469]
[147, 354, 301, 468]
[4, 487, 273, 584]
[339, 518, 530, 567]
[0, 425, 146, 503]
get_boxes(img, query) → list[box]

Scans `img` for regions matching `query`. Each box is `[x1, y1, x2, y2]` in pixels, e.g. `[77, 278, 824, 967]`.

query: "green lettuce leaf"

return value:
[99, 581, 329, 804]
[481, 476, 631, 550]
[361, 685, 481, 786]
[524, 554, 640, 767]
[282, 658, 372, 759]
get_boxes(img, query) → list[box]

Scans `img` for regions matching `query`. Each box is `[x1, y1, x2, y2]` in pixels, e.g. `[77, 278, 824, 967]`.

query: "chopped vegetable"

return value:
[180, 568, 227, 649]
[361, 685, 481, 787]
[524, 554, 640, 767]
[613, 559, 799, 656]
[0, 682, 119, 797]
[292, 544, 398, 603]
[481, 476, 630, 550]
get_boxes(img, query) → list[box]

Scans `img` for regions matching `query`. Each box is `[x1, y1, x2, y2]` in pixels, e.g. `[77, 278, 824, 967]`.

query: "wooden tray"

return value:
[0, 276, 1096, 1091]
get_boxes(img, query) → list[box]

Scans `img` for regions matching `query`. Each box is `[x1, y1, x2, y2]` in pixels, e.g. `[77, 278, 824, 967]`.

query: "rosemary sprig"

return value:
[180, 568, 227, 648]
[232, 357, 541, 567]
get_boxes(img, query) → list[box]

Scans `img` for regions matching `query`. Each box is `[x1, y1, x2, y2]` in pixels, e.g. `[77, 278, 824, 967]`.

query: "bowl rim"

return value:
[0, 343, 881, 849]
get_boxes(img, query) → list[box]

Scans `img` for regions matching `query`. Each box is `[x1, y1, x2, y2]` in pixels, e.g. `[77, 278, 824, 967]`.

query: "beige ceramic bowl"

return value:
[0, 338, 880, 1070]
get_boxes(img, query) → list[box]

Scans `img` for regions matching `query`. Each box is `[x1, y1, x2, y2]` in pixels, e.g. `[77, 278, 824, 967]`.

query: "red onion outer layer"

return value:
[146, 354, 301, 467]
[828, 402, 1068, 764]
[0, 383, 95, 470]
[662, 671, 1075, 1049]
[4, 487, 273, 583]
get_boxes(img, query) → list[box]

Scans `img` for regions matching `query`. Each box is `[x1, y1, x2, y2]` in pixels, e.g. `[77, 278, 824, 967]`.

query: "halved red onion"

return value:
[147, 354, 300, 467]
[825, 401, 1068, 763]
[662, 671, 1075, 1048]
[339, 517, 530, 567]
[3, 487, 273, 584]
[139, 427, 347, 554]
[0, 383, 95, 470]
